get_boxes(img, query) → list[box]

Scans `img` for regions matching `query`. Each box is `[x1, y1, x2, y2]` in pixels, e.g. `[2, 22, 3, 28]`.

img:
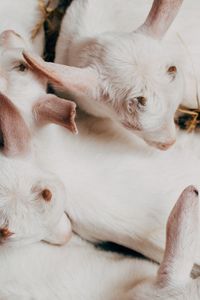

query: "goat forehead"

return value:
[95, 38, 175, 96]
[0, 158, 38, 191]
[100, 33, 172, 68]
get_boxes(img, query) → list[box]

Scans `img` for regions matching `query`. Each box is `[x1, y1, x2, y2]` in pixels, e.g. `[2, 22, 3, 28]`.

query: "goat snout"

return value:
[155, 139, 176, 150]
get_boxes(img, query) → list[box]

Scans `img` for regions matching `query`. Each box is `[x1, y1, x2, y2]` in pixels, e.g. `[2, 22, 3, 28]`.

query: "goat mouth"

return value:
[144, 139, 175, 151]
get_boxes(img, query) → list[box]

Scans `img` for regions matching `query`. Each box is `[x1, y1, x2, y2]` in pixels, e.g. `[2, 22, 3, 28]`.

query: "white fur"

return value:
[0, 234, 157, 300]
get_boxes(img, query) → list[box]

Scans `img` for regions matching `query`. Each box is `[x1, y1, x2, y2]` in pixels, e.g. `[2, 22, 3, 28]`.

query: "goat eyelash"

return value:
[13, 62, 28, 72]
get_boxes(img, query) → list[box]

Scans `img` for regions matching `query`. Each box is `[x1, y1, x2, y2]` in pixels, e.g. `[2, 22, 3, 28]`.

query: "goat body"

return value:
[32, 112, 200, 264]
[0, 234, 157, 300]
[0, 185, 199, 300]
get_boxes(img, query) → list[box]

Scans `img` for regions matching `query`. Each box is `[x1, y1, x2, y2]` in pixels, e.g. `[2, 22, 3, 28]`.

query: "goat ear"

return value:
[136, 0, 183, 39]
[23, 51, 98, 98]
[43, 214, 72, 245]
[33, 94, 78, 134]
[0, 93, 30, 157]
[157, 185, 199, 288]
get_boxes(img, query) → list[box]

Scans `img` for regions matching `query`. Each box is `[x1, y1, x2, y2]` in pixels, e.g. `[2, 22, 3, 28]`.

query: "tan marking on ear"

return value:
[33, 94, 78, 134]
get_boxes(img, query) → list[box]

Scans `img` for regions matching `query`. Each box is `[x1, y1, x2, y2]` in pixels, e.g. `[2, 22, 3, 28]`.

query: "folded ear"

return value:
[43, 214, 72, 245]
[157, 185, 199, 287]
[0, 92, 30, 157]
[33, 94, 78, 134]
[23, 51, 98, 99]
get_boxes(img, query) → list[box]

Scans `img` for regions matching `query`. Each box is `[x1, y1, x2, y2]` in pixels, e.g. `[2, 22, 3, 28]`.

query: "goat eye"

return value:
[42, 189, 52, 202]
[15, 62, 28, 72]
[0, 227, 13, 239]
[167, 65, 177, 79]
[136, 96, 147, 106]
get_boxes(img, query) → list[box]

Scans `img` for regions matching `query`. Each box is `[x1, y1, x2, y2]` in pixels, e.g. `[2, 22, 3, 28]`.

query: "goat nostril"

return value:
[157, 140, 176, 150]
[42, 189, 52, 202]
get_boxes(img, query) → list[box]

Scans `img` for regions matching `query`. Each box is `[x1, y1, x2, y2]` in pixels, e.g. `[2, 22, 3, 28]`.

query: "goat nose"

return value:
[157, 139, 176, 150]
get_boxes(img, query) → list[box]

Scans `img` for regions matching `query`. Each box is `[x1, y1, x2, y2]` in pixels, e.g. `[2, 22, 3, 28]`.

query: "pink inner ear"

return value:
[23, 51, 61, 85]
[33, 94, 78, 134]
[0, 93, 30, 157]
[23, 51, 98, 98]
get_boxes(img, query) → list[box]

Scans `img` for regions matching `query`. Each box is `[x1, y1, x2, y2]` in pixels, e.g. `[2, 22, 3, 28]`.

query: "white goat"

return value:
[0, 92, 72, 246]
[34, 0, 186, 150]
[0, 186, 199, 300]
[0, 28, 78, 246]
